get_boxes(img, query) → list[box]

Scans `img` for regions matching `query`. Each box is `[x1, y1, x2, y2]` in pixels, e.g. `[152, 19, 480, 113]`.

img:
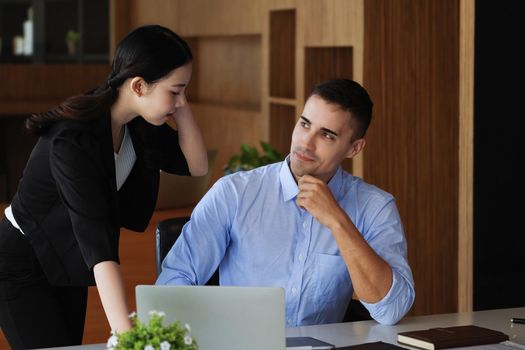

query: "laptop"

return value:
[155, 150, 217, 210]
[136, 285, 286, 350]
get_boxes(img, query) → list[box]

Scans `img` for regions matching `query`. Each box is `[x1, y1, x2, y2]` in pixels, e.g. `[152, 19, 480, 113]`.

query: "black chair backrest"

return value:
[155, 217, 219, 285]
[155, 217, 369, 321]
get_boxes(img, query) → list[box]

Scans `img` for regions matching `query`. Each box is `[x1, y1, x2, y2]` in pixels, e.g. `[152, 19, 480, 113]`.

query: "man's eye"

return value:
[323, 133, 335, 140]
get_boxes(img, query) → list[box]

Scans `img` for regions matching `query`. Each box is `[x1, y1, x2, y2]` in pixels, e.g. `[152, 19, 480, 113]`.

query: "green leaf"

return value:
[223, 141, 284, 175]
[112, 312, 198, 350]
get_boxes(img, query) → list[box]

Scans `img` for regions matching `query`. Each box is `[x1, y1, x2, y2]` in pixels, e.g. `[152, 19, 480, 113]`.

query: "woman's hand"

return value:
[172, 97, 208, 176]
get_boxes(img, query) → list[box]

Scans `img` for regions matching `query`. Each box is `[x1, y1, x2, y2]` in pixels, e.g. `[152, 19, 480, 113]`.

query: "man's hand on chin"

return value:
[296, 174, 347, 229]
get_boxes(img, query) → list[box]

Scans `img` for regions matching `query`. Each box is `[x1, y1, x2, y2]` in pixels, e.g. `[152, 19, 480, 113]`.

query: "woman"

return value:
[0, 25, 207, 349]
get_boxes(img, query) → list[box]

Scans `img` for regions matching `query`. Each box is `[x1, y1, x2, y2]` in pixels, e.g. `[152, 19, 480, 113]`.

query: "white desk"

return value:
[41, 307, 525, 349]
[287, 307, 525, 347]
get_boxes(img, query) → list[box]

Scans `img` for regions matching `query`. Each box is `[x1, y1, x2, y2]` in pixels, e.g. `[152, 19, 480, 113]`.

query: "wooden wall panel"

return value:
[128, 0, 179, 30]
[363, 0, 460, 316]
[267, 0, 296, 10]
[304, 47, 353, 102]
[302, 0, 363, 48]
[270, 103, 295, 155]
[186, 35, 262, 111]
[458, 0, 474, 313]
[128, 0, 267, 37]
[270, 9, 296, 99]
[191, 103, 262, 183]
[110, 0, 131, 55]
[0, 64, 110, 113]
[175, 0, 265, 36]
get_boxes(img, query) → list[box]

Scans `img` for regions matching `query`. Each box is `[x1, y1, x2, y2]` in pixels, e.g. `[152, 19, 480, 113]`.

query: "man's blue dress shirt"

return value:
[157, 160, 415, 326]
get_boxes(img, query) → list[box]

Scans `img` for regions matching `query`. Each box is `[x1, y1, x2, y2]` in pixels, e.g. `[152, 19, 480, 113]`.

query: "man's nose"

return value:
[301, 131, 315, 151]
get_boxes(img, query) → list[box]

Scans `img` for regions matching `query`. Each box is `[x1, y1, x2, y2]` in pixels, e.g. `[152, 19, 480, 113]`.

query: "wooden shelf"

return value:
[0, 64, 110, 109]
[0, 0, 109, 64]
[185, 34, 262, 112]
[270, 9, 296, 99]
[189, 99, 260, 113]
[0, 100, 60, 115]
[268, 96, 297, 106]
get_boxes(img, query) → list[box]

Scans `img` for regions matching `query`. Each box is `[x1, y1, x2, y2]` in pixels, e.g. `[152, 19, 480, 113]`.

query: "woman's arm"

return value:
[173, 96, 208, 176]
[93, 261, 133, 332]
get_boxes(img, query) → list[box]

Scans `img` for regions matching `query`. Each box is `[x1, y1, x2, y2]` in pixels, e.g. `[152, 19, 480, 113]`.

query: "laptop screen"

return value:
[136, 285, 286, 350]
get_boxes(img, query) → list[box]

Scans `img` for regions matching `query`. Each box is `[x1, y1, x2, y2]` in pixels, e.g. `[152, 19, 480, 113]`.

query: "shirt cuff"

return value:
[360, 269, 414, 325]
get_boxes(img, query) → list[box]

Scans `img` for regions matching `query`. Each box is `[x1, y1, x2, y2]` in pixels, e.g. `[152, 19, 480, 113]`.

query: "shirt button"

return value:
[287, 318, 292, 324]
[291, 287, 297, 294]
[298, 254, 304, 261]
[302, 221, 307, 229]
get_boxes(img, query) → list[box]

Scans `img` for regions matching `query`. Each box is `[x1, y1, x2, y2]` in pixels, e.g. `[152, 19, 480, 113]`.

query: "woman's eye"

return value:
[171, 91, 180, 95]
[300, 121, 310, 128]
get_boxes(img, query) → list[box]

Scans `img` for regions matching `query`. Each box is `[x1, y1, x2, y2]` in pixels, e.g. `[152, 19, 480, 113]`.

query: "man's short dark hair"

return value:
[310, 79, 373, 140]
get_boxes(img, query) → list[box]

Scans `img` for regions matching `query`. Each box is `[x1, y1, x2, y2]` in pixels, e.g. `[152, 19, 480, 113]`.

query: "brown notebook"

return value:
[397, 325, 509, 350]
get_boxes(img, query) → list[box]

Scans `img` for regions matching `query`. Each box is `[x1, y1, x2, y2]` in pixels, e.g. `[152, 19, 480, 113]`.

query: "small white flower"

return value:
[144, 345, 154, 350]
[160, 341, 171, 350]
[110, 329, 117, 336]
[184, 334, 193, 345]
[106, 335, 119, 348]
[128, 311, 137, 318]
[184, 323, 191, 332]
[148, 310, 166, 317]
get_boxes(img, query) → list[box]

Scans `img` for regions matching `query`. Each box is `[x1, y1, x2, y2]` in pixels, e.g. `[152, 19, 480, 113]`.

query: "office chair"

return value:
[155, 217, 371, 321]
[156, 216, 219, 285]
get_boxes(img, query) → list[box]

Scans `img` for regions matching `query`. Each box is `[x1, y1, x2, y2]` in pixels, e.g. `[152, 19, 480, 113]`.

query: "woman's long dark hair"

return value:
[26, 25, 193, 135]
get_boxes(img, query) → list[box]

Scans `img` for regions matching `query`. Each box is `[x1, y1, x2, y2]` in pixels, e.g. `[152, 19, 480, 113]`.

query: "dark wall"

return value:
[473, 0, 525, 310]
[364, 0, 459, 316]
[0, 117, 37, 202]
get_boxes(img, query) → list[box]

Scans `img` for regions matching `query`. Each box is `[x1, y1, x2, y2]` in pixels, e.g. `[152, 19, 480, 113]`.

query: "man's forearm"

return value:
[330, 212, 393, 303]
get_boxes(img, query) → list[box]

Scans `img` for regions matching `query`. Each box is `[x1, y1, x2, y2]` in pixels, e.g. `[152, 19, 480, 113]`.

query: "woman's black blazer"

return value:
[10, 115, 189, 286]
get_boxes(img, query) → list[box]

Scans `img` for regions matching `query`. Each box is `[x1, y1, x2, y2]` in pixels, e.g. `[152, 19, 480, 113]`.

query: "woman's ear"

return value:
[129, 77, 147, 97]
[346, 138, 366, 159]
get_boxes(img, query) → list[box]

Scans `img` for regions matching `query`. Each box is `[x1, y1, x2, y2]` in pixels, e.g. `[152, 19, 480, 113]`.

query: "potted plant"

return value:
[107, 311, 198, 350]
[65, 30, 80, 56]
[224, 141, 284, 175]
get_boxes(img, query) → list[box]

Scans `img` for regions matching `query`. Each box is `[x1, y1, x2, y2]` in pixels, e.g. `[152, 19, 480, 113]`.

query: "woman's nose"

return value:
[174, 96, 186, 108]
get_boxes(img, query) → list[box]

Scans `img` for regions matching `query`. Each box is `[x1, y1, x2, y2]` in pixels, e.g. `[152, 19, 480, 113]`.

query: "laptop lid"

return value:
[136, 285, 286, 350]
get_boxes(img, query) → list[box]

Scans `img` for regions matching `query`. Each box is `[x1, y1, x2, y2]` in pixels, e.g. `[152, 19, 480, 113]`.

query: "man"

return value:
[157, 79, 415, 326]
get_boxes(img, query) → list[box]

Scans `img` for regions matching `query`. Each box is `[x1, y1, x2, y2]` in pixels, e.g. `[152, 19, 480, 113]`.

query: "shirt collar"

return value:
[280, 156, 298, 202]
[279, 156, 345, 202]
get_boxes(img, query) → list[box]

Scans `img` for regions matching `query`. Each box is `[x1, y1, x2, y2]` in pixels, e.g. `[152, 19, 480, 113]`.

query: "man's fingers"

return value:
[298, 174, 320, 185]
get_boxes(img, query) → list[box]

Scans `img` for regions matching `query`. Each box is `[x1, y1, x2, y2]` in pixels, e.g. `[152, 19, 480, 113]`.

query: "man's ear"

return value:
[129, 77, 147, 97]
[346, 138, 366, 159]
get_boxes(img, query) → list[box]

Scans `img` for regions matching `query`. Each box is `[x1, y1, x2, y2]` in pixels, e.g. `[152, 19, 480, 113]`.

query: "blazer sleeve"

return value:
[49, 128, 120, 269]
[130, 118, 190, 175]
